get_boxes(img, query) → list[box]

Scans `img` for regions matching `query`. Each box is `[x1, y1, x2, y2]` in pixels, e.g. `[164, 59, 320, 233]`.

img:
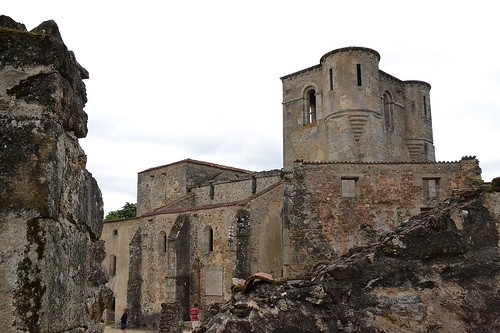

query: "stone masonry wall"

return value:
[137, 160, 252, 216]
[121, 181, 284, 328]
[281, 47, 435, 168]
[101, 218, 140, 325]
[191, 172, 282, 206]
[283, 158, 482, 277]
[0, 16, 111, 332]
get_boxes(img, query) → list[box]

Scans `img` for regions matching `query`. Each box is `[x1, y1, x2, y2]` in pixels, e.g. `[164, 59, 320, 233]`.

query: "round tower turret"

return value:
[403, 80, 435, 162]
[280, 47, 435, 168]
[321, 47, 384, 162]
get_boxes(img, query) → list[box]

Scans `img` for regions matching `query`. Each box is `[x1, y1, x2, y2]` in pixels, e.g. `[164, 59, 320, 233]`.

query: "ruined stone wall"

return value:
[283, 158, 482, 277]
[137, 159, 252, 216]
[201, 188, 500, 333]
[403, 80, 435, 161]
[158, 302, 183, 333]
[379, 72, 410, 161]
[101, 218, 140, 325]
[127, 228, 143, 327]
[281, 65, 325, 168]
[281, 47, 435, 168]
[141, 214, 177, 327]
[187, 208, 241, 305]
[0, 16, 110, 332]
[109, 184, 284, 328]
[246, 184, 283, 276]
[137, 163, 187, 216]
[191, 172, 282, 206]
[106, 165, 284, 328]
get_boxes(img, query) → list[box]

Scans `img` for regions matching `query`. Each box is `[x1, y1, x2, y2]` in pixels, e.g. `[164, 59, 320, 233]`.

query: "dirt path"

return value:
[104, 327, 191, 333]
[104, 328, 156, 333]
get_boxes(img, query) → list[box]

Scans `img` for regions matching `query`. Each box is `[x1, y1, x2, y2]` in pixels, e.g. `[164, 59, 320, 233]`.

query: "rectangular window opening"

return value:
[423, 178, 439, 199]
[341, 177, 358, 198]
[356, 64, 362, 86]
[423, 96, 427, 115]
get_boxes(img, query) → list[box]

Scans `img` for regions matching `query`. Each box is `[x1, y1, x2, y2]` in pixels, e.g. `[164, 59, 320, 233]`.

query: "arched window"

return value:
[203, 226, 214, 253]
[304, 88, 316, 125]
[383, 91, 394, 131]
[158, 231, 167, 253]
[109, 255, 117, 277]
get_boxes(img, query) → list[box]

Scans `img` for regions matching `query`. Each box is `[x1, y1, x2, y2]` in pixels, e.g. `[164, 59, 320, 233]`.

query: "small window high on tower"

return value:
[383, 92, 394, 130]
[304, 88, 317, 125]
[356, 64, 362, 86]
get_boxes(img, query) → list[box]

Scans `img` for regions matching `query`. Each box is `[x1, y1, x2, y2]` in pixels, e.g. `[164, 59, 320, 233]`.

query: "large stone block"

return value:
[0, 16, 110, 332]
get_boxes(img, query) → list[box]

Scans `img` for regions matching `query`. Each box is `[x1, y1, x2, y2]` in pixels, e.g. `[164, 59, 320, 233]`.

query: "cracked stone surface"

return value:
[199, 189, 500, 333]
[1, 15, 111, 333]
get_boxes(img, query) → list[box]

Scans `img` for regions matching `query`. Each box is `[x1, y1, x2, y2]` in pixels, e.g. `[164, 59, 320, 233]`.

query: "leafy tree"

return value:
[104, 202, 137, 221]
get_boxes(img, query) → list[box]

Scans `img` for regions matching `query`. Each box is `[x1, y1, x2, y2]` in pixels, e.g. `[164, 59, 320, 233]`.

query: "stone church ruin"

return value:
[1, 15, 499, 333]
[100, 46, 500, 332]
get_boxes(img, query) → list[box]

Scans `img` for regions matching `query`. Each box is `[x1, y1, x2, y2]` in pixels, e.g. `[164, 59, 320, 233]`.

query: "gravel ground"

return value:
[104, 328, 156, 333]
[104, 326, 191, 333]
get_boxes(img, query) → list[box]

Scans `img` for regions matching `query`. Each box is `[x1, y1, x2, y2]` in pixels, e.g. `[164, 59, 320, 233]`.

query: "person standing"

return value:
[190, 303, 201, 331]
[120, 308, 128, 333]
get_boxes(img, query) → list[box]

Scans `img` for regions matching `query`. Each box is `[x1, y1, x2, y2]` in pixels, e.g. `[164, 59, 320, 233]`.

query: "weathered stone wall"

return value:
[283, 158, 482, 277]
[137, 159, 253, 216]
[137, 162, 187, 216]
[102, 178, 284, 328]
[191, 172, 282, 206]
[281, 47, 435, 168]
[101, 217, 140, 325]
[200, 188, 500, 333]
[127, 226, 143, 327]
[379, 72, 410, 160]
[246, 184, 283, 276]
[403, 80, 434, 161]
[158, 302, 183, 333]
[281, 65, 325, 167]
[0, 16, 110, 332]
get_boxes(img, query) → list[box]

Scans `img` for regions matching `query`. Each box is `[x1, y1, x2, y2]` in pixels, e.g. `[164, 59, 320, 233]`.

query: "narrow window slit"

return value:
[329, 68, 333, 91]
[356, 64, 362, 86]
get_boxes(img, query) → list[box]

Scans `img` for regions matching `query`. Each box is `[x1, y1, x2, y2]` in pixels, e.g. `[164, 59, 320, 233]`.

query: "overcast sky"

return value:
[3, 1, 499, 214]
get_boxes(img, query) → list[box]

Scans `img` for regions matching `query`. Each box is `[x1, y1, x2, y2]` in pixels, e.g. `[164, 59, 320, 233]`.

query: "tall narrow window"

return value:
[423, 96, 427, 116]
[356, 64, 362, 86]
[383, 92, 394, 130]
[204, 226, 214, 253]
[109, 255, 117, 277]
[304, 88, 316, 125]
[329, 68, 333, 91]
[209, 182, 214, 200]
[209, 228, 214, 252]
[159, 231, 167, 253]
[252, 175, 257, 194]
